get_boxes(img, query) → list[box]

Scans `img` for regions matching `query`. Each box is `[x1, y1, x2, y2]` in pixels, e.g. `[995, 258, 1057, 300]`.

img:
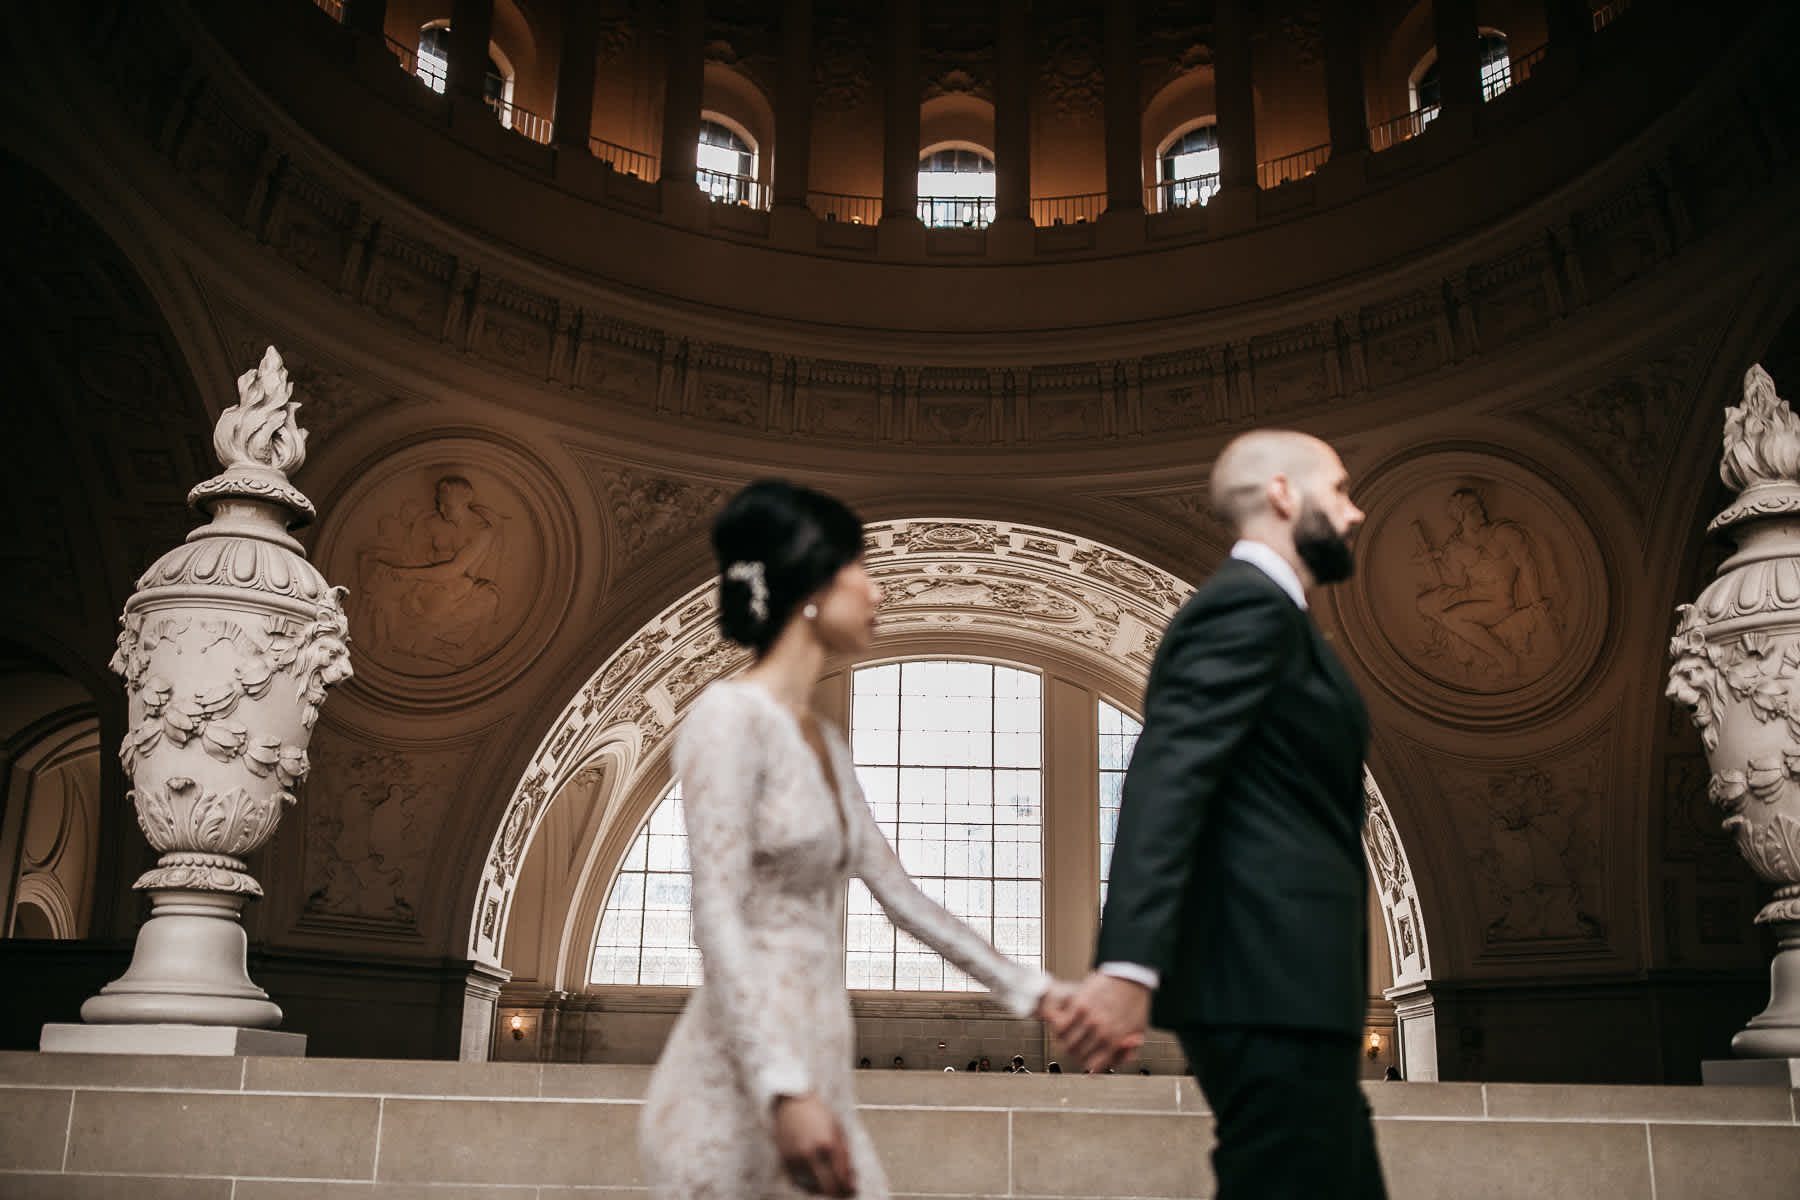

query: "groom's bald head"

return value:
[1209, 430, 1334, 533]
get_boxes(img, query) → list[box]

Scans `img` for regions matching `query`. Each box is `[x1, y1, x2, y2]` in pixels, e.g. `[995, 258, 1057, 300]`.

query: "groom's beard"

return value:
[1294, 502, 1355, 584]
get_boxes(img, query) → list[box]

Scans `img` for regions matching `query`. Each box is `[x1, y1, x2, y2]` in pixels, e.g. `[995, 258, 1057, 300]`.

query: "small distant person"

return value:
[857, 1057, 871, 1069]
[1383, 1066, 1402, 1082]
[1046, 1061, 1062, 1074]
[1008, 1055, 1031, 1075]
[977, 1056, 992, 1073]
[891, 1055, 905, 1070]
[1139, 1067, 1151, 1075]
[966, 1059, 978, 1072]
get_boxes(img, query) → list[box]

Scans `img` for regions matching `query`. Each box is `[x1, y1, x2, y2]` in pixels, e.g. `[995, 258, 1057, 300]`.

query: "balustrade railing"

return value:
[807, 191, 881, 225]
[1149, 172, 1221, 213]
[1369, 105, 1439, 151]
[1030, 192, 1106, 226]
[385, 34, 419, 76]
[1593, 0, 1634, 32]
[698, 167, 769, 209]
[486, 95, 552, 145]
[590, 137, 660, 181]
[1499, 42, 1550, 94]
[1257, 142, 1330, 190]
[918, 196, 995, 229]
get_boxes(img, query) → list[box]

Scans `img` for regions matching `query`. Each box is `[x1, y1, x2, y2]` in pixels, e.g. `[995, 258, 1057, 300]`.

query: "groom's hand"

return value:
[1054, 972, 1150, 1073]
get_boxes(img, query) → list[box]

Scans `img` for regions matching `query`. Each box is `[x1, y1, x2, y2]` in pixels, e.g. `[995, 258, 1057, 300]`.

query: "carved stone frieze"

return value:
[813, 15, 873, 111]
[1522, 343, 1703, 517]
[578, 457, 731, 579]
[298, 729, 475, 931]
[1040, 18, 1103, 120]
[1363, 774, 1429, 986]
[1401, 730, 1611, 955]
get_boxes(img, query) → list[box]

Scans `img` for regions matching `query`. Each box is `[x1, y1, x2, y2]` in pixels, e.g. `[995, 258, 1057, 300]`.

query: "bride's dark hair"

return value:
[712, 480, 866, 655]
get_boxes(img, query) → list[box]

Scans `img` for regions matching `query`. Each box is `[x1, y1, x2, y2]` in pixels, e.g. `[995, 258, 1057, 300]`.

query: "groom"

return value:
[1050, 429, 1387, 1199]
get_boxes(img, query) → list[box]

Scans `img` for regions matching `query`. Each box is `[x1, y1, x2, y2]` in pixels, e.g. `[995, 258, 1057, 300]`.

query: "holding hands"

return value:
[1043, 972, 1151, 1074]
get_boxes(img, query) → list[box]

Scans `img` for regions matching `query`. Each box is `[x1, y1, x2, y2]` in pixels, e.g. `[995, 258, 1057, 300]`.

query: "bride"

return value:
[639, 480, 1069, 1198]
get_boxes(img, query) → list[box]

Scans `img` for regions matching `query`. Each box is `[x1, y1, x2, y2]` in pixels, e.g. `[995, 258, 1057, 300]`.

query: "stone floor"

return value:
[1, 1052, 1797, 1197]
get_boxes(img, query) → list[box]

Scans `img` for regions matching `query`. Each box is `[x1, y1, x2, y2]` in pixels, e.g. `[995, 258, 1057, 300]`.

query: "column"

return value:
[1322, 0, 1369, 156]
[342, 0, 388, 39]
[994, 0, 1031, 222]
[880, 0, 921, 222]
[1432, 0, 1482, 111]
[1101, 0, 1141, 213]
[551, 0, 599, 150]
[447, 0, 496, 104]
[1214, 0, 1257, 191]
[772, 0, 815, 209]
[660, 0, 706, 187]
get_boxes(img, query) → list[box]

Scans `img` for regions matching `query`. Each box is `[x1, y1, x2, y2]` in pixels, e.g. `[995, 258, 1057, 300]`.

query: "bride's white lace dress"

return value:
[639, 679, 1049, 1199]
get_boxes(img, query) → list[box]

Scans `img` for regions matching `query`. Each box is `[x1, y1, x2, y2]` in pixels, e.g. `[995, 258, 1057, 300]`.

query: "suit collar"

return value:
[1229, 540, 1308, 610]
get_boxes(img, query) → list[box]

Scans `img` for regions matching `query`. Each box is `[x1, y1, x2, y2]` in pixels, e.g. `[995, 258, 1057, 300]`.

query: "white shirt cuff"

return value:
[1097, 961, 1160, 991]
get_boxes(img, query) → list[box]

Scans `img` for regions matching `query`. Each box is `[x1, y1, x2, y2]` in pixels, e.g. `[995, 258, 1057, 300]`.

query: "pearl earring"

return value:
[803, 603, 819, 620]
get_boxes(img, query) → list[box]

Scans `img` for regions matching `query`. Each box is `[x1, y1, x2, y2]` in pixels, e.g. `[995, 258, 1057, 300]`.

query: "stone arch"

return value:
[472, 517, 1436, 1001]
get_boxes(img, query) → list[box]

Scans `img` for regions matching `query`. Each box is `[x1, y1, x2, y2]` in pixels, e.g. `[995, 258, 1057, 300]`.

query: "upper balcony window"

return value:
[1413, 32, 1512, 118]
[697, 117, 761, 207]
[917, 147, 996, 230]
[1155, 121, 1221, 212]
[415, 23, 507, 108]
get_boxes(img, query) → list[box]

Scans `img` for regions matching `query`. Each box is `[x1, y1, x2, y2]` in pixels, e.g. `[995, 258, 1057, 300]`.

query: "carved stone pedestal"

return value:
[1702, 1057, 1800, 1087]
[42, 1022, 306, 1056]
[80, 890, 279, 1027]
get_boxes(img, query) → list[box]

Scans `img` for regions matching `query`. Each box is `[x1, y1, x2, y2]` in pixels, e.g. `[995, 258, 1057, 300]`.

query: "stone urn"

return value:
[1667, 364, 1800, 1058]
[81, 346, 351, 1029]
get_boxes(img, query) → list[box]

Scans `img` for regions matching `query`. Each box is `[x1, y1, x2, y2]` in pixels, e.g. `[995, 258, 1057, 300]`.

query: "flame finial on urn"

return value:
[217, 345, 309, 474]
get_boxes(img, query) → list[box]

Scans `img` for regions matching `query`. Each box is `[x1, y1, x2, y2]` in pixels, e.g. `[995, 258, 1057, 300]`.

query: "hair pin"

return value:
[725, 560, 769, 623]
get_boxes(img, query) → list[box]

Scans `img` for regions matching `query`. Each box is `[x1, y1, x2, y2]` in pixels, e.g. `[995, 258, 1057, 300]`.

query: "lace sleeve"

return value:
[846, 779, 1050, 1018]
[674, 686, 812, 1115]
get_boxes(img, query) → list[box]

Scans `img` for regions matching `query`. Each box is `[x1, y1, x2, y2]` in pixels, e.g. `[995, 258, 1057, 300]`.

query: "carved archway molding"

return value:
[467, 517, 1432, 993]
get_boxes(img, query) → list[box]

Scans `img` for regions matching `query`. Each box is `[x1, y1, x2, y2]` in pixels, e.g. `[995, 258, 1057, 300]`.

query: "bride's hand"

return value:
[1035, 978, 1078, 1027]
[772, 1093, 857, 1197]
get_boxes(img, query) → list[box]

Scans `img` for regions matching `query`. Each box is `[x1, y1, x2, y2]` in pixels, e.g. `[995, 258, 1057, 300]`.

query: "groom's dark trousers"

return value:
[1095, 555, 1388, 1199]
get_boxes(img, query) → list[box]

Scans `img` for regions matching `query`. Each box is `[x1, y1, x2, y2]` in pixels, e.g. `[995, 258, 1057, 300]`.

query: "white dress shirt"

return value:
[1096, 540, 1307, 993]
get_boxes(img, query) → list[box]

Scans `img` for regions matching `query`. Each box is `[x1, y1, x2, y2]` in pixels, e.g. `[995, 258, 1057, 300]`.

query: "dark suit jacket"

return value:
[1095, 555, 1372, 1036]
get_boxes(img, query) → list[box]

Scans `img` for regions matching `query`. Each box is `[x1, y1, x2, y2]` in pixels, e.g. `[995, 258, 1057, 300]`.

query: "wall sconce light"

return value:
[1366, 1032, 1382, 1059]
[510, 1015, 525, 1041]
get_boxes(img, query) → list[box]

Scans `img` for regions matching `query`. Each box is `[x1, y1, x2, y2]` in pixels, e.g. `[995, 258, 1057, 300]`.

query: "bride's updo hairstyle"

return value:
[712, 479, 866, 655]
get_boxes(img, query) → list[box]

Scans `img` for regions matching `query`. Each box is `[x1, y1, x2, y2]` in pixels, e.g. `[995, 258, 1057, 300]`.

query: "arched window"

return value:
[1412, 32, 1512, 117]
[590, 659, 1046, 991]
[415, 23, 510, 108]
[697, 117, 760, 206]
[1097, 700, 1143, 907]
[917, 148, 996, 230]
[846, 660, 1043, 989]
[1155, 122, 1221, 212]
[589, 784, 703, 986]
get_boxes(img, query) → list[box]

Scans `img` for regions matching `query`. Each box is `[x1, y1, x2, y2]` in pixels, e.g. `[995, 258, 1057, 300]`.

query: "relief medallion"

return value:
[1339, 451, 1607, 723]
[316, 436, 578, 709]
